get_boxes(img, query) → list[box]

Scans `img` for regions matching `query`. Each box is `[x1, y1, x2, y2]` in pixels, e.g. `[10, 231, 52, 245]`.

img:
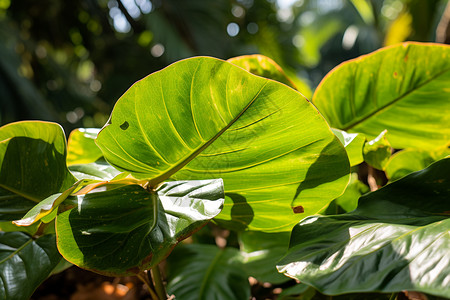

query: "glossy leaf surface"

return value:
[96, 57, 349, 232]
[0, 121, 76, 221]
[313, 42, 450, 149]
[278, 158, 450, 297]
[167, 244, 250, 300]
[0, 232, 61, 300]
[56, 179, 224, 276]
[239, 231, 291, 284]
[69, 160, 122, 181]
[332, 128, 365, 166]
[66, 128, 103, 166]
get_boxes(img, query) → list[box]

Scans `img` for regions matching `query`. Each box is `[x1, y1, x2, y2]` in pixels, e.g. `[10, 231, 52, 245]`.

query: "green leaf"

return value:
[385, 148, 450, 181]
[332, 128, 365, 166]
[96, 57, 350, 232]
[167, 244, 250, 300]
[0, 121, 76, 221]
[56, 179, 224, 276]
[66, 128, 103, 166]
[278, 283, 316, 300]
[69, 160, 122, 181]
[321, 172, 369, 214]
[228, 54, 298, 90]
[363, 130, 391, 170]
[239, 231, 291, 284]
[313, 42, 450, 149]
[0, 232, 61, 300]
[277, 158, 450, 297]
[350, 0, 375, 25]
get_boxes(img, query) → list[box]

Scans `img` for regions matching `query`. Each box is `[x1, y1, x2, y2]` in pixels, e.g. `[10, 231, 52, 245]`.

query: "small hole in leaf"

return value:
[120, 121, 129, 130]
[292, 206, 304, 214]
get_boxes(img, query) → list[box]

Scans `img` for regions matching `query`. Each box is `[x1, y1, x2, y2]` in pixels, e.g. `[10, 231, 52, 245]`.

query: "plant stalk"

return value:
[389, 292, 398, 300]
[137, 272, 160, 300]
[151, 264, 167, 300]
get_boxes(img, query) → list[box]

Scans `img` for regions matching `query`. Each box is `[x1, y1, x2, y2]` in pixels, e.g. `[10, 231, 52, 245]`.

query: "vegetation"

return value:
[1, 41, 449, 300]
[1, 1, 449, 299]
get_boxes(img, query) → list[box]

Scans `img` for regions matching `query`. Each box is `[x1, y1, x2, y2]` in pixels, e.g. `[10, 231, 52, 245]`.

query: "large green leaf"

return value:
[0, 232, 61, 300]
[96, 57, 349, 232]
[56, 179, 224, 276]
[66, 128, 103, 166]
[312, 42, 450, 149]
[166, 244, 250, 300]
[277, 158, 450, 297]
[0, 121, 76, 221]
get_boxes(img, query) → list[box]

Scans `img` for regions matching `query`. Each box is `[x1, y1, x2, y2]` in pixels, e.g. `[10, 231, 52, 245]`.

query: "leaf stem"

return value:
[389, 292, 398, 300]
[151, 264, 167, 300]
[137, 272, 160, 300]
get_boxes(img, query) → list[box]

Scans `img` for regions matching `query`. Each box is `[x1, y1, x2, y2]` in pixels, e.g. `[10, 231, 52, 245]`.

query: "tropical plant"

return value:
[0, 42, 449, 300]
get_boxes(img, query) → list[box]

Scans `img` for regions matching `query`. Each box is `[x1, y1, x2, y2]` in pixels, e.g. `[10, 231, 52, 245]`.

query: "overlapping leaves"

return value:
[96, 56, 350, 232]
[0, 121, 76, 221]
[278, 158, 450, 297]
[56, 179, 225, 276]
[313, 42, 450, 149]
[0, 232, 61, 300]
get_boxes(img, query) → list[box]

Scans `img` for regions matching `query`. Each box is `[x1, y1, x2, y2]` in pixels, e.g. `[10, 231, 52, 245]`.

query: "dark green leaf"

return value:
[56, 179, 224, 276]
[313, 42, 450, 149]
[278, 158, 450, 297]
[0, 121, 76, 221]
[0, 232, 61, 300]
[96, 57, 350, 232]
[167, 244, 250, 300]
[239, 231, 291, 284]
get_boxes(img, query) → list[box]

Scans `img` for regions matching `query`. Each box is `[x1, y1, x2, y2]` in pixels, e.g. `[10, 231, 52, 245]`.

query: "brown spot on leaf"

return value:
[292, 206, 304, 214]
[393, 71, 398, 78]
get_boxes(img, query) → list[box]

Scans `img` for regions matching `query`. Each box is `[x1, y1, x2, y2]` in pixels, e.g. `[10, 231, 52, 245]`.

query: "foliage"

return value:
[0, 42, 449, 300]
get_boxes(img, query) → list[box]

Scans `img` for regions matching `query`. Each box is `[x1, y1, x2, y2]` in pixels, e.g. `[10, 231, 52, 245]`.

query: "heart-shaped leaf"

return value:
[96, 57, 349, 232]
[0, 121, 76, 221]
[167, 244, 250, 300]
[56, 179, 224, 276]
[277, 158, 450, 297]
[313, 42, 450, 149]
[0, 232, 61, 300]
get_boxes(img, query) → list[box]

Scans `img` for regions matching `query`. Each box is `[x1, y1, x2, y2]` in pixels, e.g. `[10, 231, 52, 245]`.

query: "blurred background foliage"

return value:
[0, 0, 448, 134]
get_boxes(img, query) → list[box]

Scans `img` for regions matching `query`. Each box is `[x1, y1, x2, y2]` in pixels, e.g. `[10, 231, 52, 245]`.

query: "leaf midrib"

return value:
[198, 249, 225, 299]
[148, 81, 268, 187]
[342, 67, 450, 131]
[0, 236, 33, 265]
[0, 184, 39, 203]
